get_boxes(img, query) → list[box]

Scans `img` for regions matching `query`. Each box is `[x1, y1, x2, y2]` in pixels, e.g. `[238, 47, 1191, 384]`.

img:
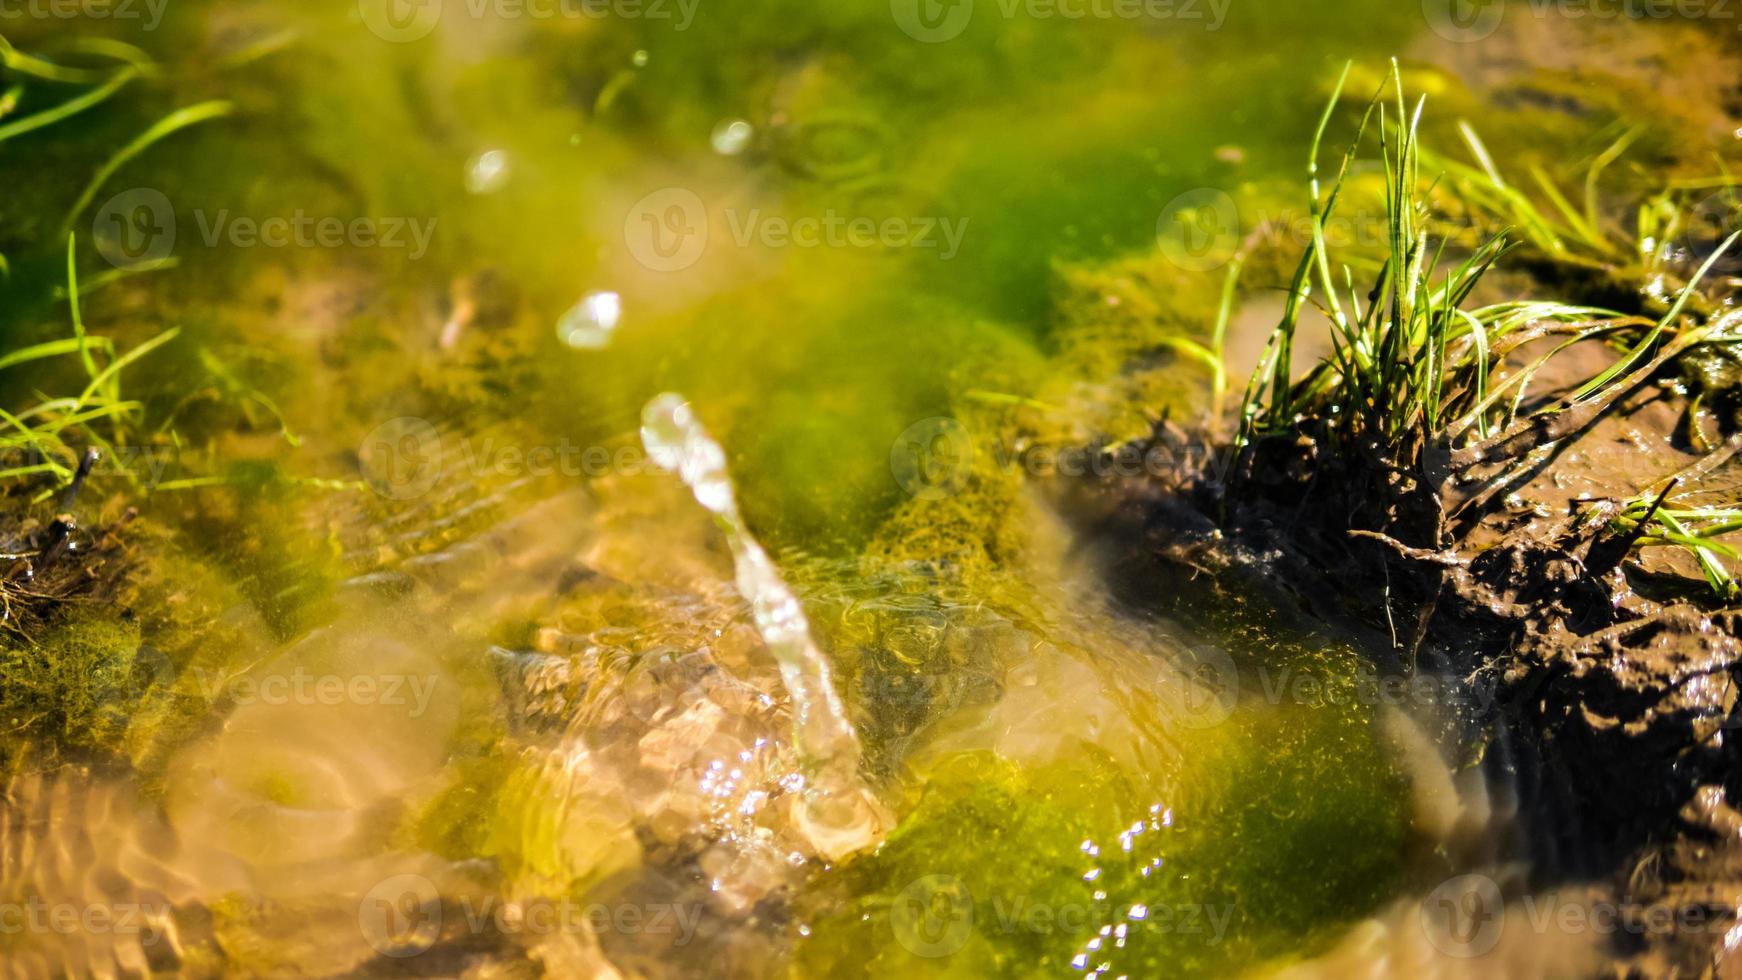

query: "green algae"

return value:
[411, 749, 521, 861]
[0, 611, 146, 756]
[800, 380, 1417, 975]
[152, 466, 343, 638]
[412, 746, 642, 901]
[795, 685, 1410, 979]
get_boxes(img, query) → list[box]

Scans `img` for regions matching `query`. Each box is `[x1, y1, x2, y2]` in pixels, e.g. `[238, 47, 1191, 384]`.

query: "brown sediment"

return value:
[1067, 310, 1742, 973]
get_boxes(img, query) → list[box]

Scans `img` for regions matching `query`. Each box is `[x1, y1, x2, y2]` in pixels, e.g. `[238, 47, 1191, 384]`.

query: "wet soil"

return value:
[0, 459, 132, 643]
[1071, 320, 1742, 974]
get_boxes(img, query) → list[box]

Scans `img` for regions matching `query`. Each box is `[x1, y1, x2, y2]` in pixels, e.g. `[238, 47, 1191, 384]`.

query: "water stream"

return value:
[640, 392, 887, 861]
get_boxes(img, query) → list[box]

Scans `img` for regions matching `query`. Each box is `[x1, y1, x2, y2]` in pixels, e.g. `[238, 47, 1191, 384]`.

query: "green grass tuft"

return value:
[1234, 60, 1742, 596]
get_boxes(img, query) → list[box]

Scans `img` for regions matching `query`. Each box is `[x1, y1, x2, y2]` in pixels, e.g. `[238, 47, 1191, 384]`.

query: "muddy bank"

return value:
[1064, 258, 1742, 978]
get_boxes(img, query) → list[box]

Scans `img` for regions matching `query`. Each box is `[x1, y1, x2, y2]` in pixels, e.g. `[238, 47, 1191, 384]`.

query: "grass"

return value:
[1426, 119, 1742, 319]
[1157, 259, 1244, 420]
[1609, 488, 1742, 600]
[0, 236, 179, 497]
[0, 33, 242, 500]
[1243, 62, 1577, 455]
[0, 30, 231, 279]
[1235, 60, 1742, 597]
[57, 98, 234, 240]
[1422, 123, 1641, 272]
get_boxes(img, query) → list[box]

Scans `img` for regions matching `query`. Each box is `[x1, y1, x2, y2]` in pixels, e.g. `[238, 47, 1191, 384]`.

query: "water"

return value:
[0, 4, 1733, 977]
[640, 392, 887, 861]
[558, 290, 623, 350]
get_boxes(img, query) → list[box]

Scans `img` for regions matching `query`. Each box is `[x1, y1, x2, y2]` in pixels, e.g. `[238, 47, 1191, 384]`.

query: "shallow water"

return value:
[0, 3, 1737, 977]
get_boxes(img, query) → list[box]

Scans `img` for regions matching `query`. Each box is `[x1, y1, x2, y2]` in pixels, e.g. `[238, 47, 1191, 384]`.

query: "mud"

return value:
[1072, 311, 1742, 973]
[0, 457, 132, 643]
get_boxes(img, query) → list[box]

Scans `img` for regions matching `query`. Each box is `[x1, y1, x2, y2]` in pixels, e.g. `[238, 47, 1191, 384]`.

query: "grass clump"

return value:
[1240, 63, 1727, 461]
[0, 32, 253, 774]
[0, 29, 233, 501]
[0, 235, 180, 647]
[1233, 61, 1742, 595]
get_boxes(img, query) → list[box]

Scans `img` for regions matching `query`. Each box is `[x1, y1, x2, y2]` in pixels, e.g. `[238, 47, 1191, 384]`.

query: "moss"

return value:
[795, 660, 1409, 979]
[0, 611, 146, 757]
[864, 420, 1030, 578]
[409, 750, 519, 863]
[719, 298, 1042, 555]
[207, 892, 315, 978]
[408, 746, 641, 899]
[1037, 252, 1224, 441]
[148, 466, 343, 640]
[0, 501, 294, 777]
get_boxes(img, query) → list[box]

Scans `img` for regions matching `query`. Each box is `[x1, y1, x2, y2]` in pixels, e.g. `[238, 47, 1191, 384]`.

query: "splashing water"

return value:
[641, 393, 887, 860]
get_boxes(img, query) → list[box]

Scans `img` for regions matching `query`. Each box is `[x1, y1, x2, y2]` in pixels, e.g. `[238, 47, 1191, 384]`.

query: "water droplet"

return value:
[711, 118, 754, 156]
[465, 150, 510, 195]
[557, 291, 621, 350]
[632, 49, 649, 67]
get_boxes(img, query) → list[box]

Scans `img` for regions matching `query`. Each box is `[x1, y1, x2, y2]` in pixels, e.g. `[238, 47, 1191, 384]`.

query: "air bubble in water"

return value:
[557, 291, 621, 350]
[466, 150, 510, 194]
[711, 119, 754, 156]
